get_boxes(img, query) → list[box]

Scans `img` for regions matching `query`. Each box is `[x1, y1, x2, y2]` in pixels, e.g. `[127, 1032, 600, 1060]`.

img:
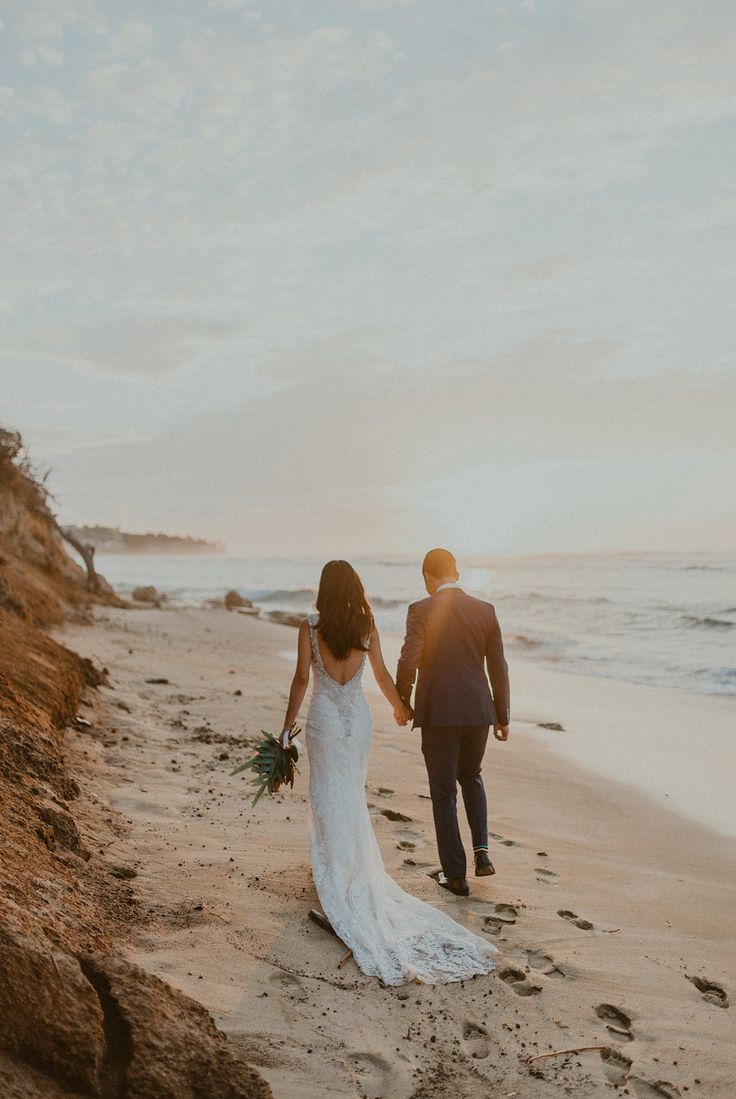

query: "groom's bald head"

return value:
[422, 549, 459, 594]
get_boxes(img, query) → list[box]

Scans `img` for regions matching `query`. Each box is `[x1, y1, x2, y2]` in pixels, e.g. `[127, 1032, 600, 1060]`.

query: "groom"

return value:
[396, 548, 510, 896]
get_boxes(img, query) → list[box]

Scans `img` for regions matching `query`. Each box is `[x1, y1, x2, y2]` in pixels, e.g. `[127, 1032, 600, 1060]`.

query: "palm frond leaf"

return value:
[230, 726, 301, 806]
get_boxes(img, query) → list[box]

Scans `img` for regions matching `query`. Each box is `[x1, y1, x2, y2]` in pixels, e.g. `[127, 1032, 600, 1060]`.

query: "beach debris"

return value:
[537, 721, 565, 731]
[309, 908, 336, 935]
[528, 1045, 608, 1063]
[145, 677, 170, 684]
[688, 974, 729, 1008]
[202, 902, 231, 923]
[73, 715, 93, 729]
[338, 949, 354, 969]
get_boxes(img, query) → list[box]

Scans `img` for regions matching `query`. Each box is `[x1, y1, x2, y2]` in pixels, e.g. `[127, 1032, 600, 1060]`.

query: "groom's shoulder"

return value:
[407, 595, 433, 616]
[462, 591, 499, 619]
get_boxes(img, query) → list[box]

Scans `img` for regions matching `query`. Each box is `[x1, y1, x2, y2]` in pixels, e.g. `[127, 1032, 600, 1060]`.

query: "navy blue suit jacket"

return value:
[396, 587, 510, 729]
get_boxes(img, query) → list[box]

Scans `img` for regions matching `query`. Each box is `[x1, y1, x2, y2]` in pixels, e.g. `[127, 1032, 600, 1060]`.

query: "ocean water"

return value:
[95, 552, 736, 698]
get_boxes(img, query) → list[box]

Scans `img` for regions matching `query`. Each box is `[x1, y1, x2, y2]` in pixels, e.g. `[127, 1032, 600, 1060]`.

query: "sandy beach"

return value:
[57, 604, 736, 1099]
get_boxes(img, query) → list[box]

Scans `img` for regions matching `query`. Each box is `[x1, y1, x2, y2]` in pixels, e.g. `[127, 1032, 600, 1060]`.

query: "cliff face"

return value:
[0, 429, 109, 625]
[0, 430, 271, 1099]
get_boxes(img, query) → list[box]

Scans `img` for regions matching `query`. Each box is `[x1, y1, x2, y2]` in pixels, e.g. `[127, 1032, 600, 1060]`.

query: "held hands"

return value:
[394, 701, 413, 727]
[493, 724, 510, 742]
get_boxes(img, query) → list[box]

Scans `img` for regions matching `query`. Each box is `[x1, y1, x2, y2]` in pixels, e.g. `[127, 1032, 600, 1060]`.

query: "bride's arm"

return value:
[281, 619, 312, 734]
[367, 628, 413, 725]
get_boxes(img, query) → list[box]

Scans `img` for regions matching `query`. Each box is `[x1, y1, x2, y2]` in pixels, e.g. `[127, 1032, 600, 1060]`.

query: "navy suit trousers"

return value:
[420, 725, 489, 881]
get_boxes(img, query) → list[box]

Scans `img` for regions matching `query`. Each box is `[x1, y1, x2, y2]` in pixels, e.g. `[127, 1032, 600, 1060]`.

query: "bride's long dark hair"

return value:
[315, 560, 374, 661]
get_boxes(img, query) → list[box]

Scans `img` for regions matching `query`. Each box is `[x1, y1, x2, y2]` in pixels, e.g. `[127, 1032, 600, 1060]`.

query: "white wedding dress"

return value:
[304, 613, 497, 985]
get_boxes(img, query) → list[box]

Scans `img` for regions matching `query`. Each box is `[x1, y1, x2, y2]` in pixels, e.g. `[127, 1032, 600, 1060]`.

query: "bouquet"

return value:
[231, 723, 301, 806]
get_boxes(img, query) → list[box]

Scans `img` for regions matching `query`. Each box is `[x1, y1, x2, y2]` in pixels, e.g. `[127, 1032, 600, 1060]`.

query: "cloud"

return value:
[3, 0, 735, 553]
[3, 311, 252, 378]
[32, 333, 736, 553]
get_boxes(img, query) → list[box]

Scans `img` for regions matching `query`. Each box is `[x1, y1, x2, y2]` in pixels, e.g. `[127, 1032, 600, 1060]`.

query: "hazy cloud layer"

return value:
[1, 0, 734, 554]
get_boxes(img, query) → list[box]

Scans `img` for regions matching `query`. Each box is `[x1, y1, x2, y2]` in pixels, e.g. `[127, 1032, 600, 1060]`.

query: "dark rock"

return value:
[131, 587, 161, 605]
[263, 610, 302, 628]
[224, 590, 252, 610]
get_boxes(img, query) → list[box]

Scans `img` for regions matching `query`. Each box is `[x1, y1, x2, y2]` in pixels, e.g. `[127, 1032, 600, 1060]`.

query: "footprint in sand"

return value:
[558, 908, 594, 931]
[628, 1078, 681, 1098]
[380, 808, 413, 823]
[489, 832, 518, 847]
[535, 867, 559, 884]
[268, 969, 309, 1004]
[498, 966, 542, 997]
[462, 1021, 490, 1059]
[599, 1047, 632, 1086]
[526, 949, 565, 978]
[688, 974, 729, 1008]
[397, 840, 416, 851]
[347, 1051, 396, 1099]
[483, 903, 518, 936]
[595, 1003, 634, 1041]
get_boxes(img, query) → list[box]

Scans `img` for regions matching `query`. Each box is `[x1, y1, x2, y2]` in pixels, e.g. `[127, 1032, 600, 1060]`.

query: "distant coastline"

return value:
[66, 525, 224, 555]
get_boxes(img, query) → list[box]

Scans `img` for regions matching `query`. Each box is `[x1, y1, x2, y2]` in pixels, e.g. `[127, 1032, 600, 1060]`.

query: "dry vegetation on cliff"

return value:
[0, 429, 271, 1099]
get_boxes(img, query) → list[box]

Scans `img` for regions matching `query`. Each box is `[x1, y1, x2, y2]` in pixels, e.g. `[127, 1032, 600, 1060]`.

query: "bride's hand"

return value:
[394, 702, 413, 726]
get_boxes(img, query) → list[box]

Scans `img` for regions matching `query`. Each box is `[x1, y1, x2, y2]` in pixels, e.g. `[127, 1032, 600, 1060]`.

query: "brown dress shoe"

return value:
[438, 873, 470, 896]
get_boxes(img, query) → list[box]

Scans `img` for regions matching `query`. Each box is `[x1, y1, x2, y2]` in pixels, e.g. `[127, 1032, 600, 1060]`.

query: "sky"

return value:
[2, 0, 735, 557]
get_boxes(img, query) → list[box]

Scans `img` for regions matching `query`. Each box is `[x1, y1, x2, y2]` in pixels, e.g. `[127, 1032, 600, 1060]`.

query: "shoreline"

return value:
[368, 633, 736, 842]
[57, 604, 736, 1098]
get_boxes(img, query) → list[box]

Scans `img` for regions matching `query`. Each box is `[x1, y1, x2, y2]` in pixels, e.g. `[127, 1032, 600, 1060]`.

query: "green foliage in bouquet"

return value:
[231, 727, 300, 806]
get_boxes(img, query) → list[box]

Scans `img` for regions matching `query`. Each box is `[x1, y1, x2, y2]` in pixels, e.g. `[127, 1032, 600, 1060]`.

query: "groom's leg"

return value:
[457, 725, 490, 853]
[420, 727, 465, 880]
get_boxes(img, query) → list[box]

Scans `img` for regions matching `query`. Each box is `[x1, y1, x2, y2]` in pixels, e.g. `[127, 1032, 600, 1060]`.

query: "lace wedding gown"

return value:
[304, 612, 497, 985]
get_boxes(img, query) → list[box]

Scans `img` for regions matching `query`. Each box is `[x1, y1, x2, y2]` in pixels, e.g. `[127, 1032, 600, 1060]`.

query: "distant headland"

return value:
[66, 525, 224, 555]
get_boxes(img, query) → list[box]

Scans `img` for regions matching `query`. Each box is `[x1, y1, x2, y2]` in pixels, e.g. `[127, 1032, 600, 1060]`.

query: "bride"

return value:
[279, 559, 496, 985]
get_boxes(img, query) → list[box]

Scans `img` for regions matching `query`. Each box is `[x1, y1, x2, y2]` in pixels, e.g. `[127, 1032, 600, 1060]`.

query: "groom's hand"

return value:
[493, 724, 509, 741]
[394, 701, 413, 726]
